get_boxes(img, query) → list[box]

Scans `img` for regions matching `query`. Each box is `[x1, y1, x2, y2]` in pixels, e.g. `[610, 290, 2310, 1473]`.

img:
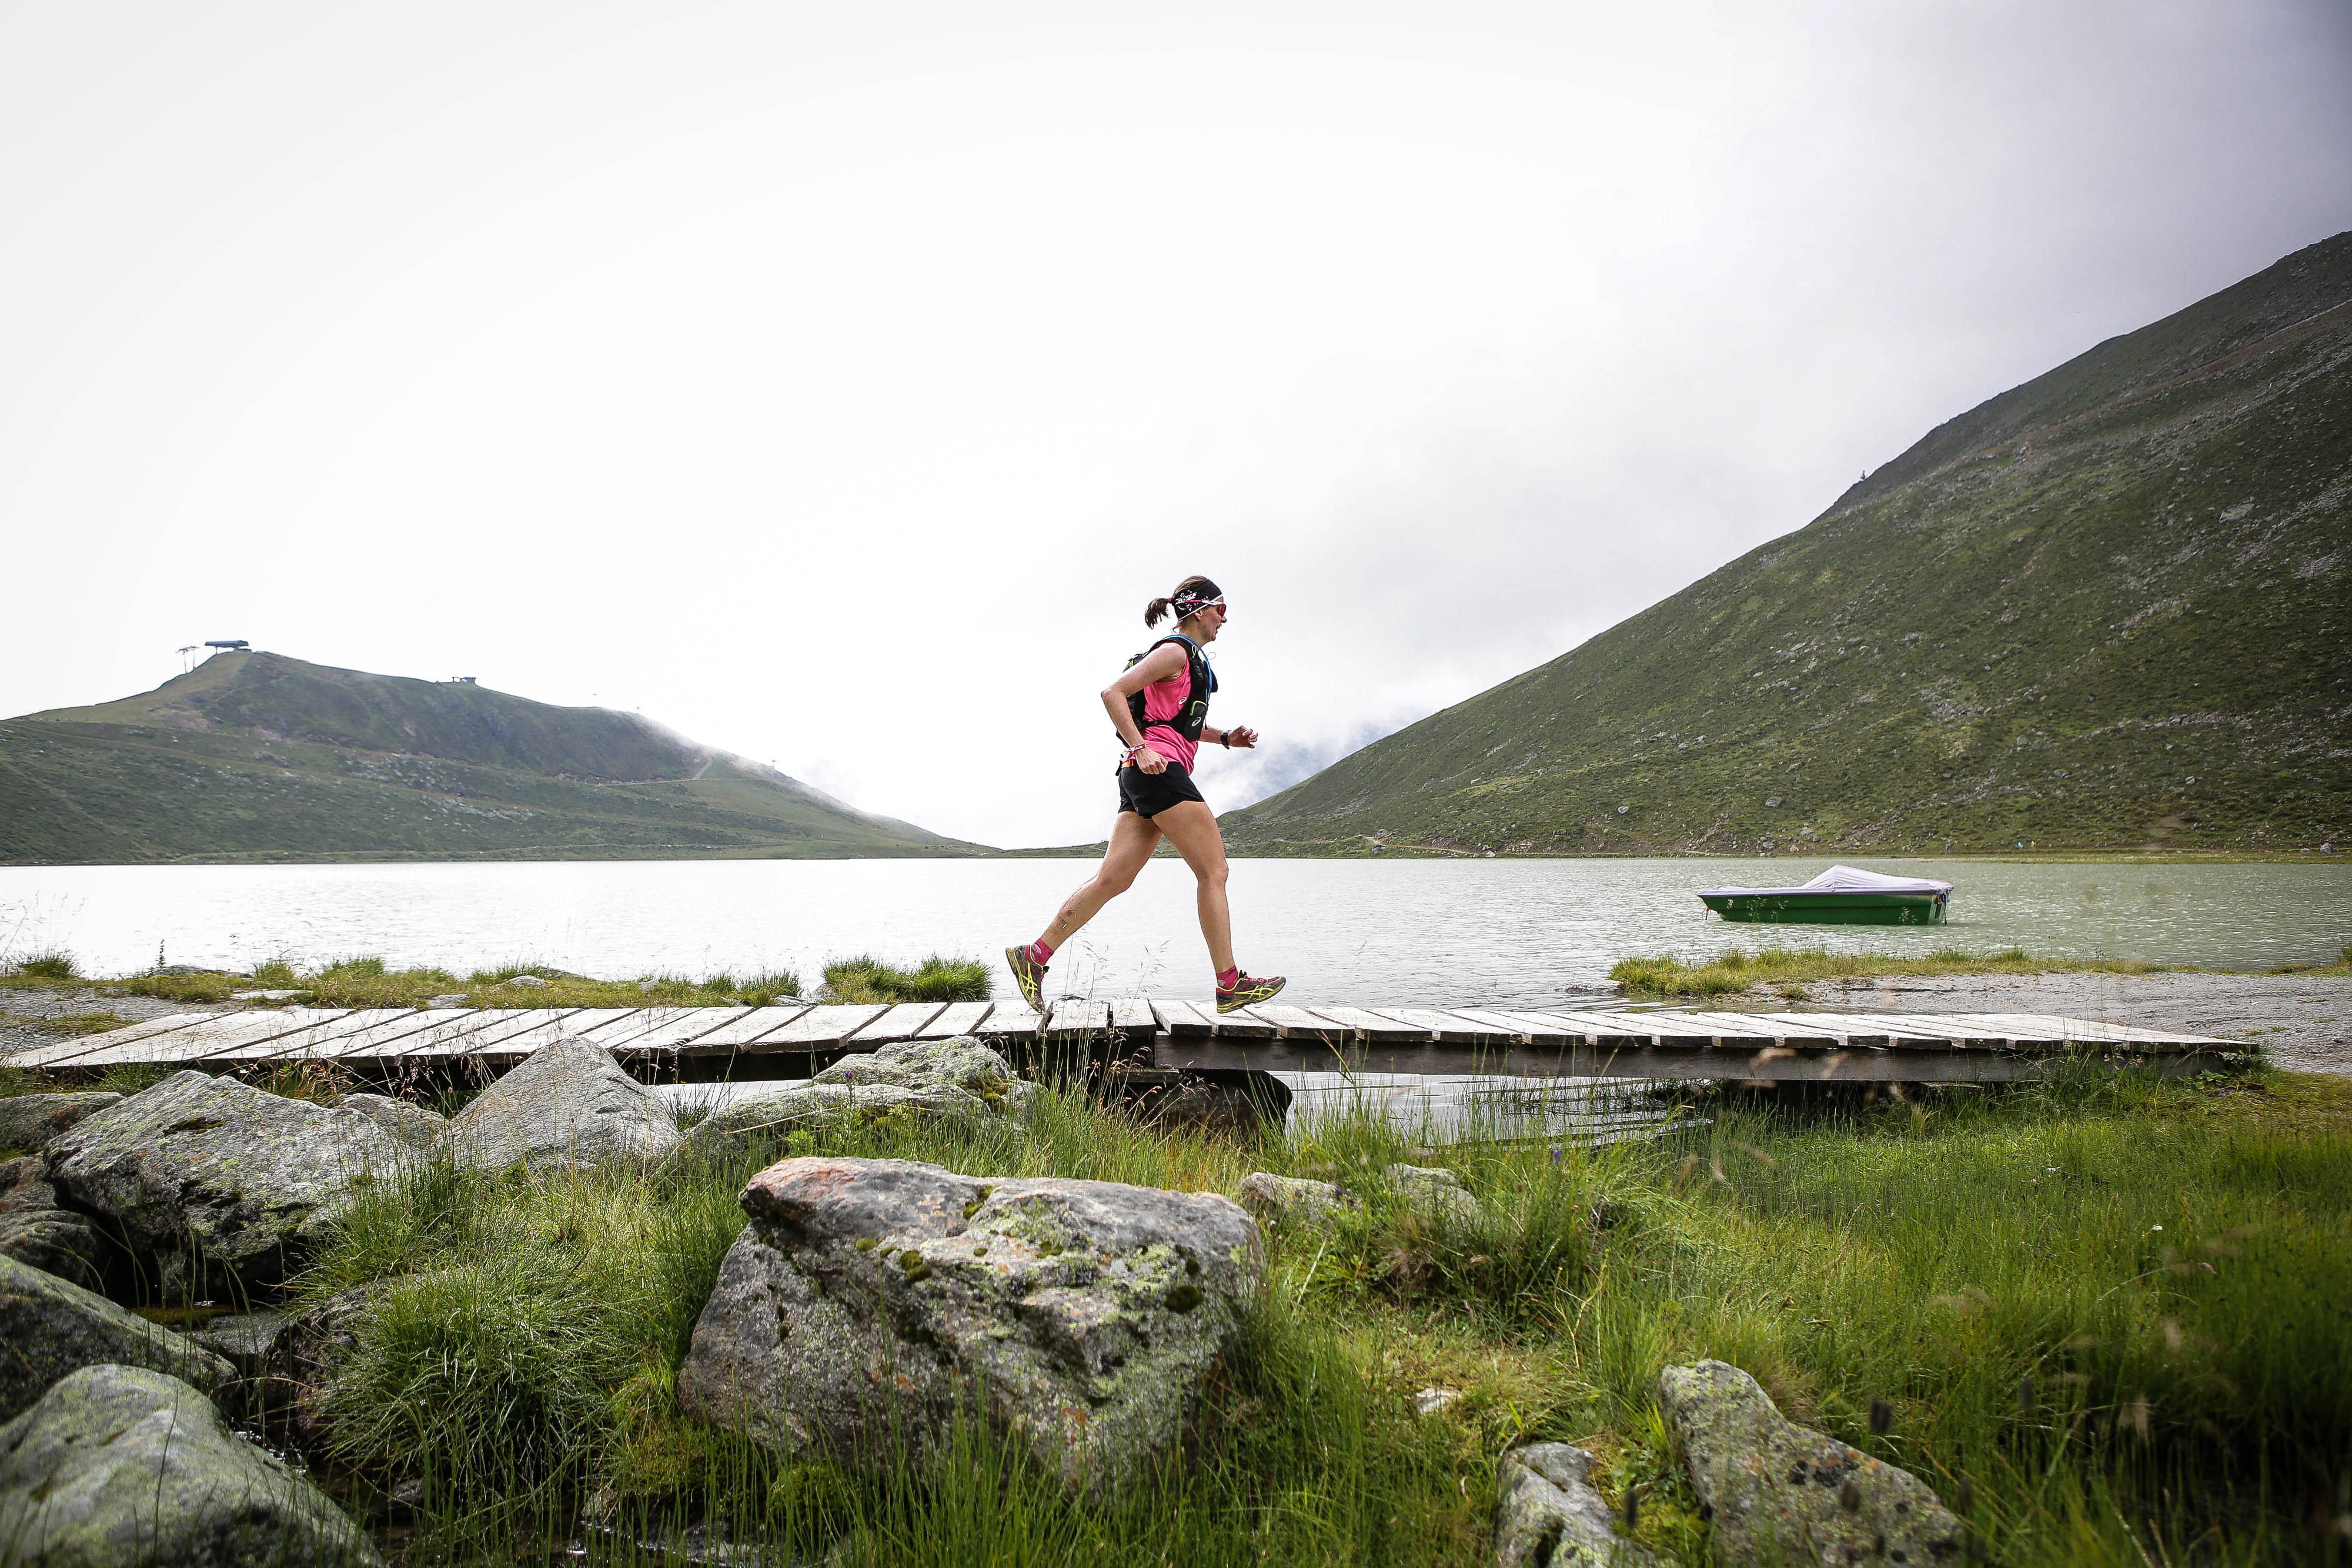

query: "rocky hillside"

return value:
[0, 650, 979, 863]
[1224, 232, 2352, 857]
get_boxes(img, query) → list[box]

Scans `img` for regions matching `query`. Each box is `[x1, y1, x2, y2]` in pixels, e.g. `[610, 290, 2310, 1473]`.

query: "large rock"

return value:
[336, 1092, 446, 1149]
[1237, 1172, 1355, 1229]
[0, 1254, 232, 1422]
[682, 1037, 1033, 1154]
[1496, 1442, 1669, 1567]
[450, 1037, 679, 1170]
[0, 1157, 106, 1291]
[44, 1072, 400, 1297]
[1657, 1360, 1964, 1567]
[0, 1362, 379, 1567]
[0, 1094, 122, 1155]
[678, 1155, 1261, 1493]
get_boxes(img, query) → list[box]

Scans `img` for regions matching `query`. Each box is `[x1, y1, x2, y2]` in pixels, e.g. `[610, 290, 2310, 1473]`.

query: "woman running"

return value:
[1007, 576, 1286, 1016]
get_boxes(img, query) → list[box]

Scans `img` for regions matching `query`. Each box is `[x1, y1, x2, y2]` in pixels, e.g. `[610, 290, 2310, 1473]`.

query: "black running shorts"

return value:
[1116, 760, 1207, 818]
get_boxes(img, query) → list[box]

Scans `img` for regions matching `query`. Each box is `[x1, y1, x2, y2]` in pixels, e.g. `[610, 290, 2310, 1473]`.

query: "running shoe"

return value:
[1005, 944, 1049, 1012]
[1216, 972, 1286, 1014]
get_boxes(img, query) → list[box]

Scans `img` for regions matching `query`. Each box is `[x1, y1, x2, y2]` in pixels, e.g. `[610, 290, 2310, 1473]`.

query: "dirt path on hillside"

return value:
[1790, 971, 2352, 1076]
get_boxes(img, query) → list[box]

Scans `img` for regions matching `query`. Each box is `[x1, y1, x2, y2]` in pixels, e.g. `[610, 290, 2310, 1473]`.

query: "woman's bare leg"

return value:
[1148, 801, 1234, 975]
[1036, 811, 1162, 951]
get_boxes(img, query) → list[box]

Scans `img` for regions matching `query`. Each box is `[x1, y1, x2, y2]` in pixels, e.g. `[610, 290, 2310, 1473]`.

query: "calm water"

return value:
[2, 857, 2345, 1008]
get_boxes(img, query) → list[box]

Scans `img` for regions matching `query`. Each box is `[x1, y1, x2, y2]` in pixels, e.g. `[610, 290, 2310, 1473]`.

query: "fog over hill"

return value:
[1222, 233, 2352, 858]
[0, 651, 978, 864]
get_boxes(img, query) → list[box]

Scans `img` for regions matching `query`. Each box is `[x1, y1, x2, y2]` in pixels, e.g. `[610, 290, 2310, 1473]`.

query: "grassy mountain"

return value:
[1225, 233, 2352, 858]
[0, 650, 981, 864]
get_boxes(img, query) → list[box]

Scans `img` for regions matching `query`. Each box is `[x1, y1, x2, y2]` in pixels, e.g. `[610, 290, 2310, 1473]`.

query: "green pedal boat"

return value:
[1696, 864, 1952, 925]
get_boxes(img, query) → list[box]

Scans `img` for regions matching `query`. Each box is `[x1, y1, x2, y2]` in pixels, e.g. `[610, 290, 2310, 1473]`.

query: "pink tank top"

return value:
[1134, 670, 1198, 771]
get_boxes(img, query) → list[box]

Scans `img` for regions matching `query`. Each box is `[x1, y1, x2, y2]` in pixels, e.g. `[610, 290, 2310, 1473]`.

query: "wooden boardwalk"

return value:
[10, 999, 2237, 1085]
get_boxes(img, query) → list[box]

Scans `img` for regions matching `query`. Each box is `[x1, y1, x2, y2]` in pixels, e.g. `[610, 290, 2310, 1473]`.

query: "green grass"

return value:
[2266, 943, 2352, 977]
[270, 1066, 2349, 1566]
[820, 954, 993, 1005]
[1609, 944, 2160, 998]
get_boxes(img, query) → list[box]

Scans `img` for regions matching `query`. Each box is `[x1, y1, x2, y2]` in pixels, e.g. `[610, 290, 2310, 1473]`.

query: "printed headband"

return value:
[1172, 591, 1225, 617]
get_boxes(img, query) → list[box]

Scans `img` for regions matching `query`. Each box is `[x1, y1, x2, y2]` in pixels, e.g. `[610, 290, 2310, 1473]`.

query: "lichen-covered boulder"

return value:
[678, 1155, 1261, 1493]
[0, 1254, 232, 1422]
[0, 1362, 378, 1567]
[44, 1073, 400, 1296]
[1496, 1442, 1669, 1567]
[0, 1157, 106, 1291]
[1385, 1163, 1482, 1225]
[681, 1037, 1032, 1154]
[337, 1093, 446, 1149]
[0, 1094, 122, 1156]
[816, 1036, 1030, 1099]
[1657, 1360, 1963, 1567]
[1237, 1173, 1355, 1229]
[450, 1037, 679, 1170]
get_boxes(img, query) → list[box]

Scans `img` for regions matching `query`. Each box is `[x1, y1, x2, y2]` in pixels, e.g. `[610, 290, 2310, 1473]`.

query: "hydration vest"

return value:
[1121, 634, 1215, 754]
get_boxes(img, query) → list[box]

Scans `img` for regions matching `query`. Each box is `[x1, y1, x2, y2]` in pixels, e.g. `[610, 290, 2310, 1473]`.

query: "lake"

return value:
[3, 857, 2345, 1007]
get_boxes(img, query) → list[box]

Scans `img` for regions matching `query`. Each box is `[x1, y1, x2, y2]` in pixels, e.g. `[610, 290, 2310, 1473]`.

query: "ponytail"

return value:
[1145, 574, 1223, 628]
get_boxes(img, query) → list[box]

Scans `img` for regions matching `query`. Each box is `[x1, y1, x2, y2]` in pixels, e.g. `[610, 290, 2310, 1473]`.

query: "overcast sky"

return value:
[4, 1, 2347, 849]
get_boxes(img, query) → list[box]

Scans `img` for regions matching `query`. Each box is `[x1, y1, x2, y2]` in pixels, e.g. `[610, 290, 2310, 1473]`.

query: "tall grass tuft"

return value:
[821, 954, 992, 1005]
[4, 951, 79, 981]
[1612, 944, 2153, 996]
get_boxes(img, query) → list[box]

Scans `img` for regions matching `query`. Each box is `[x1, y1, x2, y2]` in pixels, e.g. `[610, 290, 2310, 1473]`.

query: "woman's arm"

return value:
[1201, 725, 1258, 750]
[1101, 644, 1190, 773]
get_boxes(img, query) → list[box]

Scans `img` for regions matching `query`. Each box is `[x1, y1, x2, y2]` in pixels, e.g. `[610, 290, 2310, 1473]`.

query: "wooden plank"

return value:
[1366, 1008, 1525, 1045]
[1244, 1004, 1351, 1040]
[975, 1003, 1043, 1041]
[1965, 1012, 2227, 1048]
[1544, 1010, 1722, 1039]
[1299, 1006, 1434, 1043]
[1860, 1013, 2030, 1048]
[612, 1007, 784, 1053]
[1043, 1000, 1109, 1035]
[1106, 999, 1158, 1035]
[54, 1010, 356, 1069]
[1210, 1005, 1282, 1041]
[853, 1002, 950, 1042]
[548, 1008, 654, 1045]
[387, 1008, 585, 1059]
[748, 1004, 891, 1049]
[1150, 999, 1220, 1036]
[1749, 1011, 1976, 1045]
[202, 1009, 427, 1062]
[920, 1001, 995, 1038]
[1452, 1008, 1579, 1042]
[291, 1009, 482, 1060]
[1673, 1012, 1801, 1041]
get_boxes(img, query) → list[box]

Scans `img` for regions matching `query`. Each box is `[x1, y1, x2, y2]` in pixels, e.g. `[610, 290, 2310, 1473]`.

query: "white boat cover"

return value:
[1696, 864, 1954, 898]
